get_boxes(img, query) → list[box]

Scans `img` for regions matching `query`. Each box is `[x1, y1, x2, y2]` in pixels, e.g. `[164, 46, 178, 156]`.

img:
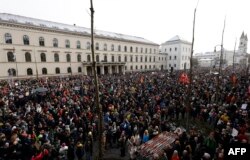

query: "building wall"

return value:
[0, 21, 167, 79]
[161, 40, 191, 70]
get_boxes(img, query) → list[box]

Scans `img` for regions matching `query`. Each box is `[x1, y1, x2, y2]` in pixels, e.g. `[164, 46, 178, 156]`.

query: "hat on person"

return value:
[203, 152, 211, 159]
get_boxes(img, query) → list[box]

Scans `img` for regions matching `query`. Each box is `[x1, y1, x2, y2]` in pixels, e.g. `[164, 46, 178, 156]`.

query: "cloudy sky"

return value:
[0, 0, 249, 53]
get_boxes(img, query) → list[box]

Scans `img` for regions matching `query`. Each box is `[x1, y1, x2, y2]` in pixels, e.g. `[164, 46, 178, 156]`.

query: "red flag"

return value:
[179, 73, 189, 84]
[140, 76, 144, 83]
[230, 73, 237, 86]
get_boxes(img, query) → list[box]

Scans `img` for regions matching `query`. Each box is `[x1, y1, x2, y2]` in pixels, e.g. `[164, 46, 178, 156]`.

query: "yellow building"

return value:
[0, 13, 167, 79]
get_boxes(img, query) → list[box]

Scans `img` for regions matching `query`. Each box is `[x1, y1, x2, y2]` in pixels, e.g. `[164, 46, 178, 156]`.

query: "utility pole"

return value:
[219, 17, 226, 75]
[216, 17, 226, 103]
[90, 0, 103, 159]
[186, 1, 198, 131]
[233, 38, 237, 73]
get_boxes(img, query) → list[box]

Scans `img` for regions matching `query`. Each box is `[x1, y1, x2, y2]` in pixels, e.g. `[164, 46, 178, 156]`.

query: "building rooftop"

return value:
[0, 13, 158, 45]
[161, 35, 191, 45]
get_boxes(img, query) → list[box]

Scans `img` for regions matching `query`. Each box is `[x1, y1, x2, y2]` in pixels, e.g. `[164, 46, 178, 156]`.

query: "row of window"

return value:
[7, 67, 79, 76]
[168, 55, 190, 60]
[163, 47, 191, 52]
[125, 65, 156, 70]
[7, 64, 158, 77]
[168, 63, 189, 68]
[4, 33, 157, 53]
[6, 51, 166, 63]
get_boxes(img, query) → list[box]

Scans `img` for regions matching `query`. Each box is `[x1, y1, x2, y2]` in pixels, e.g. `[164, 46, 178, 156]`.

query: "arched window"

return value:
[25, 52, 31, 62]
[86, 42, 91, 50]
[112, 55, 115, 62]
[130, 56, 133, 62]
[67, 67, 72, 73]
[8, 68, 16, 76]
[66, 54, 71, 62]
[7, 52, 15, 62]
[95, 42, 99, 50]
[136, 65, 138, 70]
[39, 37, 45, 46]
[77, 54, 81, 62]
[42, 68, 47, 75]
[118, 55, 121, 62]
[76, 40, 81, 49]
[54, 53, 59, 62]
[96, 55, 99, 62]
[5, 33, 12, 44]
[23, 35, 29, 45]
[104, 44, 107, 51]
[130, 46, 133, 52]
[87, 55, 91, 62]
[27, 68, 33, 75]
[124, 46, 127, 52]
[78, 67, 82, 73]
[65, 40, 70, 48]
[40, 53, 46, 62]
[53, 38, 58, 47]
[124, 56, 127, 62]
[104, 55, 107, 62]
[111, 44, 114, 51]
[130, 66, 133, 70]
[55, 67, 60, 74]
[118, 45, 121, 52]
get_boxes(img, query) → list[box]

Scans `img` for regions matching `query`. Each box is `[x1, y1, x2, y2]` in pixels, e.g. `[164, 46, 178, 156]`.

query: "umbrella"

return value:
[34, 87, 48, 93]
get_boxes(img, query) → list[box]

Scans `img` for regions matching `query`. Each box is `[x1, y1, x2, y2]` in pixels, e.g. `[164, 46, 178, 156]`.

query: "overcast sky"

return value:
[0, 0, 249, 53]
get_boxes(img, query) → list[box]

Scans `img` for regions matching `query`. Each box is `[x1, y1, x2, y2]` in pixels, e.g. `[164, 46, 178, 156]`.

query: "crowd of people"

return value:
[0, 67, 249, 160]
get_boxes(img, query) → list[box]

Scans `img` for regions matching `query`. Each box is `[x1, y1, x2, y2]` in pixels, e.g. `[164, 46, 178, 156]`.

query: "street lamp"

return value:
[13, 47, 18, 78]
[214, 44, 224, 75]
[33, 48, 38, 79]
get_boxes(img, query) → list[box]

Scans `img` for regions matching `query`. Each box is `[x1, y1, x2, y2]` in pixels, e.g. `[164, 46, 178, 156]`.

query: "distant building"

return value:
[160, 35, 192, 70]
[0, 13, 168, 79]
[194, 32, 248, 68]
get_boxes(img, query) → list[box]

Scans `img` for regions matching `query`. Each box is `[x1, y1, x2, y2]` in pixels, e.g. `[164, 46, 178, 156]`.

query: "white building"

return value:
[160, 35, 192, 70]
[0, 13, 168, 79]
[194, 32, 248, 68]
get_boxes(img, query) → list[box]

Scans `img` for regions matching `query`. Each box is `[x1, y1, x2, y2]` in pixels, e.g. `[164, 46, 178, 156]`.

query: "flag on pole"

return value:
[179, 73, 190, 84]
[230, 73, 237, 86]
[140, 76, 144, 83]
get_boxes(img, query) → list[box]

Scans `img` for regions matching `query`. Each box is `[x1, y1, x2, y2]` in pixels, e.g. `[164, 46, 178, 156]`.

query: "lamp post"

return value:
[13, 47, 18, 78]
[34, 48, 38, 79]
[214, 44, 224, 74]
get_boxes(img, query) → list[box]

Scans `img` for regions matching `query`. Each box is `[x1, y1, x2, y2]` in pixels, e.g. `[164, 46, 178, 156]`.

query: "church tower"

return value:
[238, 31, 248, 54]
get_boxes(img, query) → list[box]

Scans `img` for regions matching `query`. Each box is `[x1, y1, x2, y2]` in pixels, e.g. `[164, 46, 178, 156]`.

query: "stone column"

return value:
[115, 65, 119, 73]
[82, 66, 87, 75]
[108, 66, 112, 74]
[100, 66, 104, 75]
[122, 65, 125, 75]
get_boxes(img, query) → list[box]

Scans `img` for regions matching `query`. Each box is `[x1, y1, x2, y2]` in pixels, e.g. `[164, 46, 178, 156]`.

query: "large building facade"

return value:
[160, 35, 192, 70]
[0, 13, 167, 79]
[194, 32, 249, 68]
